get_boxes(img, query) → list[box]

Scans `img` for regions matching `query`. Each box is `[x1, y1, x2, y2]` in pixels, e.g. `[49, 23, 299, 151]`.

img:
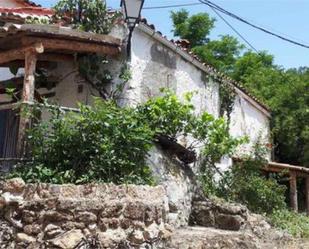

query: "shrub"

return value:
[137, 90, 195, 139]
[270, 209, 309, 238]
[201, 141, 287, 214]
[11, 99, 155, 185]
[10, 91, 242, 186]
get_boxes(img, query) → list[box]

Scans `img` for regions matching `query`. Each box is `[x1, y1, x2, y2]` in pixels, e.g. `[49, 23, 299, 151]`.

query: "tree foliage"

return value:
[171, 10, 309, 166]
[53, 0, 117, 34]
[171, 9, 215, 47]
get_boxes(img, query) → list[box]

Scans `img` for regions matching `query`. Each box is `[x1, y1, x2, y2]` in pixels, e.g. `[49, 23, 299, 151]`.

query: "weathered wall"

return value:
[129, 26, 271, 154]
[230, 95, 271, 158]
[125, 25, 272, 226]
[0, 178, 171, 249]
[147, 146, 196, 228]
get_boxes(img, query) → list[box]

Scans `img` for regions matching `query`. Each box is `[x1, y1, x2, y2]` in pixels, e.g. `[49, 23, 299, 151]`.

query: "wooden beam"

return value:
[264, 166, 309, 178]
[268, 161, 309, 174]
[306, 176, 309, 216]
[22, 37, 120, 55]
[289, 172, 298, 212]
[0, 103, 19, 111]
[0, 43, 44, 64]
[16, 50, 38, 157]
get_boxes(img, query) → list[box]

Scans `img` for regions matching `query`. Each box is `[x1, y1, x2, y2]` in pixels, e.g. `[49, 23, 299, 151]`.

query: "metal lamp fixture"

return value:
[121, 0, 145, 31]
[121, 0, 145, 56]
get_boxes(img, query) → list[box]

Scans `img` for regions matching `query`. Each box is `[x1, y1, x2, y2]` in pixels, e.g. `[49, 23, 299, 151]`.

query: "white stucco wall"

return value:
[130, 27, 270, 159]
[128, 26, 271, 226]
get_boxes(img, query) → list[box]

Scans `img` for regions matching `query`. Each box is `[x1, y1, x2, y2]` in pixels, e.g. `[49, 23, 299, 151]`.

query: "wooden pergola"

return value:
[233, 157, 309, 215]
[266, 162, 309, 214]
[0, 23, 121, 158]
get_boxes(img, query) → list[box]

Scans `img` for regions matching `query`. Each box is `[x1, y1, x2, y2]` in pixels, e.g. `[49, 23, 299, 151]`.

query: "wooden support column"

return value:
[289, 171, 298, 212]
[305, 176, 309, 215]
[16, 50, 39, 157]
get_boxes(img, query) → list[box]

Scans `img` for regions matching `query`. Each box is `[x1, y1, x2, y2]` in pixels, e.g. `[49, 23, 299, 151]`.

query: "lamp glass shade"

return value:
[121, 0, 144, 28]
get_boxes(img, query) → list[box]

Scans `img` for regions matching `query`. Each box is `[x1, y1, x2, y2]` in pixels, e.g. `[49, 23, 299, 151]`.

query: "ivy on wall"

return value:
[218, 81, 236, 122]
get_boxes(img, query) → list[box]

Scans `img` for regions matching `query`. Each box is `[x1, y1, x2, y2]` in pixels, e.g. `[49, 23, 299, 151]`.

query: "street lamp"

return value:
[120, 0, 145, 56]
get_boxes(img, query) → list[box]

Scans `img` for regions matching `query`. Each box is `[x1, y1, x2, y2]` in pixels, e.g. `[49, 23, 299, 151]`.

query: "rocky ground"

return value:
[165, 226, 309, 249]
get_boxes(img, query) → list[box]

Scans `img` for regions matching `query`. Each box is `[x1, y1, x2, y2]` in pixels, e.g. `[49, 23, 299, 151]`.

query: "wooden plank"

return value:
[269, 161, 309, 174]
[0, 42, 44, 64]
[306, 176, 309, 216]
[0, 103, 19, 111]
[264, 166, 309, 178]
[16, 50, 38, 157]
[20, 24, 121, 45]
[289, 172, 298, 212]
[22, 37, 120, 55]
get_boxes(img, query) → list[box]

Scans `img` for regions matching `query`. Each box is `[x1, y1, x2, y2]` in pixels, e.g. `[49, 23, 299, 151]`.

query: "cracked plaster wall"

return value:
[126, 28, 271, 226]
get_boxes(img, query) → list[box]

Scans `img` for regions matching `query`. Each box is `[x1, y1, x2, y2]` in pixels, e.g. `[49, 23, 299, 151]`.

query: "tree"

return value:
[171, 10, 244, 74]
[170, 10, 309, 166]
[53, 0, 117, 34]
[171, 9, 215, 47]
[193, 35, 245, 74]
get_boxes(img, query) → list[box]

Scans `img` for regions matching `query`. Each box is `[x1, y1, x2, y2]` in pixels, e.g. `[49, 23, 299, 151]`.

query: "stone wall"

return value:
[0, 178, 172, 249]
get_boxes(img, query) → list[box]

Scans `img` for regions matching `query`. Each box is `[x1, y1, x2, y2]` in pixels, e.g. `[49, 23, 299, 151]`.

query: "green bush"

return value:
[201, 142, 287, 214]
[11, 99, 155, 185]
[10, 91, 242, 185]
[270, 209, 309, 238]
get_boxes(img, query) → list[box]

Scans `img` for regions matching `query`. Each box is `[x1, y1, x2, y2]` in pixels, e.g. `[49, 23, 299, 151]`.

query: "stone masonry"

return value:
[0, 178, 172, 249]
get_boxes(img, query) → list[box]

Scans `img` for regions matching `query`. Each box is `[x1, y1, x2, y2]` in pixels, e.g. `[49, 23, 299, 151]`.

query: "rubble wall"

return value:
[0, 178, 171, 249]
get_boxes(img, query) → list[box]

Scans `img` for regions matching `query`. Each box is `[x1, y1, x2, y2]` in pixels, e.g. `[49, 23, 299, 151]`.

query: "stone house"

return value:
[0, 0, 308, 223]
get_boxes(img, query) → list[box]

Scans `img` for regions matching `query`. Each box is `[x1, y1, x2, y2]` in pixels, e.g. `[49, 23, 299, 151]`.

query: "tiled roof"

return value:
[0, 23, 121, 47]
[140, 18, 270, 113]
[0, 7, 53, 15]
[0, 6, 53, 23]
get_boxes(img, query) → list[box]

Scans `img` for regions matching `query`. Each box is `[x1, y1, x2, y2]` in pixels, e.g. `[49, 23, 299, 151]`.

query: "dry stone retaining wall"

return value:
[0, 178, 172, 249]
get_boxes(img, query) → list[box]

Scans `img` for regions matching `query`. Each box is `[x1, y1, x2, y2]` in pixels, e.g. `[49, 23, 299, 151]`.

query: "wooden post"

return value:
[305, 176, 309, 215]
[16, 51, 38, 157]
[289, 172, 298, 212]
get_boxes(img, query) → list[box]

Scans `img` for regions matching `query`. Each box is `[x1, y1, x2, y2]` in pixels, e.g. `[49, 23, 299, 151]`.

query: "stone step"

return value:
[164, 226, 308, 249]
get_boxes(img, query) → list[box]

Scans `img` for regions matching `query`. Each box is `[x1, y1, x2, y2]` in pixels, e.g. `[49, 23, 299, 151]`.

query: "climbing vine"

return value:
[218, 81, 236, 122]
[78, 54, 131, 101]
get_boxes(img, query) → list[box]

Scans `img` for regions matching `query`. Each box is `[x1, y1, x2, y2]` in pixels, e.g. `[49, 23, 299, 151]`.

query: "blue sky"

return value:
[36, 0, 309, 69]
